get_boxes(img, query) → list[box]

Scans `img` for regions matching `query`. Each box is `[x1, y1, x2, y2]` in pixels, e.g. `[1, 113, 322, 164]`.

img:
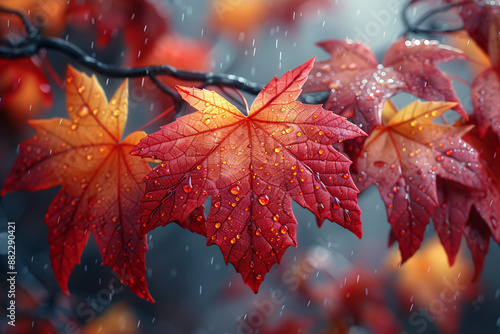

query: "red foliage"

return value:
[131, 58, 366, 292]
[304, 38, 466, 134]
[356, 100, 485, 262]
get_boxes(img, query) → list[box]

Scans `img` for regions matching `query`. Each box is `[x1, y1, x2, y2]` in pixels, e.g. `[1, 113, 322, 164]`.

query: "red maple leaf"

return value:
[356, 100, 484, 261]
[131, 58, 366, 292]
[470, 12, 500, 140]
[2, 67, 153, 302]
[303, 38, 466, 135]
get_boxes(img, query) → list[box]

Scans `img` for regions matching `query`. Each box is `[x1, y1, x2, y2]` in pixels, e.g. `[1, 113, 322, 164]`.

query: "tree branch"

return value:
[0, 6, 264, 100]
[0, 6, 331, 108]
[402, 1, 466, 37]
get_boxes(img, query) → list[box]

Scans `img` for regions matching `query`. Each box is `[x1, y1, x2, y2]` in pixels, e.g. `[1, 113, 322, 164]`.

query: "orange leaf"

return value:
[2, 66, 153, 302]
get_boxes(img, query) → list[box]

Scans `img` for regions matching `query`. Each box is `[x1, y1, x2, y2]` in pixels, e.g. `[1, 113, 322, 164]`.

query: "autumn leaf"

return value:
[432, 179, 474, 266]
[356, 100, 484, 262]
[2, 67, 153, 302]
[470, 58, 500, 141]
[131, 58, 366, 292]
[303, 38, 466, 134]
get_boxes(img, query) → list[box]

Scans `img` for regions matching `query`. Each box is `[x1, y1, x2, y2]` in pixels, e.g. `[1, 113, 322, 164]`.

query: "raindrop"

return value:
[344, 209, 351, 222]
[332, 197, 341, 210]
[258, 194, 270, 206]
[230, 185, 241, 195]
[280, 226, 288, 234]
[78, 106, 89, 117]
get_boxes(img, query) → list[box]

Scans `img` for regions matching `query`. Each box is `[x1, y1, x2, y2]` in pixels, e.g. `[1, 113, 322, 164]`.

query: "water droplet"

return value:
[78, 106, 89, 117]
[445, 150, 452, 156]
[410, 121, 417, 127]
[280, 226, 288, 234]
[392, 186, 398, 194]
[78, 86, 86, 94]
[215, 223, 221, 229]
[230, 238, 236, 244]
[66, 76, 73, 83]
[258, 195, 270, 206]
[71, 198, 80, 206]
[183, 184, 192, 193]
[249, 261, 254, 268]
[399, 229, 407, 236]
[318, 149, 324, 155]
[230, 185, 241, 195]
[274, 147, 280, 153]
[211, 235, 216, 240]
[374, 161, 386, 167]
[112, 109, 120, 117]
[344, 209, 351, 222]
[318, 203, 325, 213]
[436, 155, 444, 162]
[214, 201, 221, 208]
[297, 132, 302, 137]
[332, 197, 341, 210]
[348, 63, 357, 70]
[273, 214, 280, 222]
[342, 173, 349, 179]
[86, 154, 93, 161]
[204, 118, 210, 125]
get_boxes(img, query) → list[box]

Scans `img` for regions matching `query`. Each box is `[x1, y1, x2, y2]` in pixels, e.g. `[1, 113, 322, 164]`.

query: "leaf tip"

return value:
[175, 85, 190, 98]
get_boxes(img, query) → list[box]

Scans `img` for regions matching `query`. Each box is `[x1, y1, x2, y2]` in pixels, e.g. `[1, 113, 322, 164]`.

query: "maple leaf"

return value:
[131, 58, 366, 292]
[464, 209, 492, 279]
[471, 67, 500, 142]
[356, 100, 483, 262]
[303, 38, 466, 135]
[2, 67, 153, 302]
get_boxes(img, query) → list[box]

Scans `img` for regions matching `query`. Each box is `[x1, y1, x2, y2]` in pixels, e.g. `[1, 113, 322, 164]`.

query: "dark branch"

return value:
[0, 6, 263, 101]
[0, 6, 332, 108]
[402, 1, 465, 37]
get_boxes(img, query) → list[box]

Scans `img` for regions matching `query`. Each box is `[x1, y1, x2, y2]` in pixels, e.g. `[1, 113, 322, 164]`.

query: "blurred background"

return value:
[1, 0, 499, 333]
